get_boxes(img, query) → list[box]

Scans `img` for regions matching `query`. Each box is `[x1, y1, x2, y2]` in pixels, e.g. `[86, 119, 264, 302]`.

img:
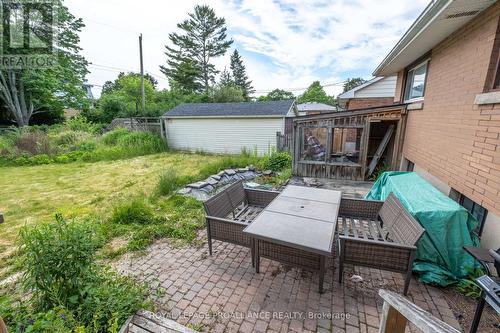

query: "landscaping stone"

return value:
[177, 166, 267, 201]
[263, 170, 273, 176]
[187, 181, 209, 189]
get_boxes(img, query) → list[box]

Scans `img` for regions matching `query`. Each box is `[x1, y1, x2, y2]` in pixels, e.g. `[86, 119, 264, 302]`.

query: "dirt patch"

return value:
[442, 287, 500, 332]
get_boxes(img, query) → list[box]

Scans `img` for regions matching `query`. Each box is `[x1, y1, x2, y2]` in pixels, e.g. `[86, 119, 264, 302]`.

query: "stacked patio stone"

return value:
[178, 165, 272, 201]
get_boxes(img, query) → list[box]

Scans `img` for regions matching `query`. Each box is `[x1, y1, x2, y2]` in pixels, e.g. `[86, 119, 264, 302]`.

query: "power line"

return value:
[254, 80, 347, 94]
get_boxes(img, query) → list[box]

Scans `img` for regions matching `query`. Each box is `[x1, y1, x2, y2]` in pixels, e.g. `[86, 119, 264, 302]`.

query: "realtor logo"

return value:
[0, 0, 57, 68]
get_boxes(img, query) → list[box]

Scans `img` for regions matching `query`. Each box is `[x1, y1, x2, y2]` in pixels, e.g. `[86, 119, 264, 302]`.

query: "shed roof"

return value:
[163, 100, 295, 118]
[297, 102, 336, 112]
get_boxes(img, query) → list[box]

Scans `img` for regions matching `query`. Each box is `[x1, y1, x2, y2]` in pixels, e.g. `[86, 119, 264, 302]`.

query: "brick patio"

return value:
[114, 237, 463, 333]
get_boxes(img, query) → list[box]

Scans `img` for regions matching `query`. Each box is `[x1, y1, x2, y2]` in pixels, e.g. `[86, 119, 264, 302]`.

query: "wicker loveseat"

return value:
[203, 181, 279, 264]
[337, 193, 425, 295]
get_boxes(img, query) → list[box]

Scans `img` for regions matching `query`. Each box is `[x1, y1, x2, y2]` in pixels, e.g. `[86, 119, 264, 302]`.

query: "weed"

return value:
[110, 199, 159, 225]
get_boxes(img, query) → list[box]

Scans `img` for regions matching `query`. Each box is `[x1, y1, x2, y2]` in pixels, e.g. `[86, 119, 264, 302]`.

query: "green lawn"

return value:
[0, 152, 222, 276]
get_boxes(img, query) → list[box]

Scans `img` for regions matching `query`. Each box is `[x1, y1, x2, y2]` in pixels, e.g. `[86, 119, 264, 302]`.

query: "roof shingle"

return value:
[163, 100, 295, 117]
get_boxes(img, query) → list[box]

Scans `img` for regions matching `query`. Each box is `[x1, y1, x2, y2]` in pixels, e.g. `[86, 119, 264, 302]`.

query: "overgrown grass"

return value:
[0, 118, 167, 166]
[1, 215, 148, 332]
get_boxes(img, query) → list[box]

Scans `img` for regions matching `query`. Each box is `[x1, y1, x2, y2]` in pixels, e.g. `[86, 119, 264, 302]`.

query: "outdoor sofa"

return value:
[337, 193, 425, 295]
[203, 181, 279, 266]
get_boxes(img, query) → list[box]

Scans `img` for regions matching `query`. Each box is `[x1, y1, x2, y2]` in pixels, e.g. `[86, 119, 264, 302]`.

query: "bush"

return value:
[19, 214, 98, 311]
[102, 128, 129, 145]
[14, 131, 54, 156]
[260, 151, 292, 172]
[110, 199, 159, 225]
[6, 214, 148, 332]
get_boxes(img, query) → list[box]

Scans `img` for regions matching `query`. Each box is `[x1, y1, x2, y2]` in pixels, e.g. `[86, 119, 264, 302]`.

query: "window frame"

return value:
[492, 51, 500, 91]
[404, 59, 430, 103]
[449, 188, 488, 237]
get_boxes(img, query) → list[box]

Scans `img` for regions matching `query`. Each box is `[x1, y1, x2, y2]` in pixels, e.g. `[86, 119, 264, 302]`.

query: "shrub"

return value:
[19, 214, 98, 311]
[65, 116, 100, 134]
[101, 127, 130, 145]
[260, 151, 292, 172]
[14, 131, 53, 156]
[110, 198, 159, 225]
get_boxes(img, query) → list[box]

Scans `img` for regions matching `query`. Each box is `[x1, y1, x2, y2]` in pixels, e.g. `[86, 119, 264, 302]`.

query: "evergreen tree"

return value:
[230, 50, 254, 100]
[219, 68, 234, 87]
[162, 5, 232, 94]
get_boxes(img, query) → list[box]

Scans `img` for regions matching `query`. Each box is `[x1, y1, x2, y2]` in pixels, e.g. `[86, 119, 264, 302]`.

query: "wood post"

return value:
[379, 301, 408, 333]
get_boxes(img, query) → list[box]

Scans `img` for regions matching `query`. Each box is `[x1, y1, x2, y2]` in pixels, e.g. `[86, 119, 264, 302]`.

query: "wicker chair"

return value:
[337, 193, 425, 295]
[203, 181, 279, 264]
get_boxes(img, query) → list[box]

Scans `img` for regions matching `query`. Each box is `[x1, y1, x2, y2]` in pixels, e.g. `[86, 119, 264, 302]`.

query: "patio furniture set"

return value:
[203, 181, 425, 294]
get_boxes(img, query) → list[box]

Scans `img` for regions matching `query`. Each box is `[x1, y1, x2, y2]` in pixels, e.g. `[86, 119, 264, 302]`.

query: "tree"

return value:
[342, 77, 367, 93]
[162, 5, 233, 93]
[257, 89, 295, 101]
[160, 53, 202, 94]
[230, 50, 254, 100]
[297, 81, 335, 106]
[0, 1, 89, 126]
[219, 68, 234, 87]
[210, 84, 244, 103]
[102, 72, 158, 95]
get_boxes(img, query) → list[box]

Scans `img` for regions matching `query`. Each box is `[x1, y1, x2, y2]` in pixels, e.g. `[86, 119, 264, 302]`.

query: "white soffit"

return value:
[374, 0, 496, 76]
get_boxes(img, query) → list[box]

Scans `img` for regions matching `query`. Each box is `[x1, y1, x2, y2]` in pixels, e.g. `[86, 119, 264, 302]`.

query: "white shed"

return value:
[162, 100, 297, 156]
[337, 76, 397, 109]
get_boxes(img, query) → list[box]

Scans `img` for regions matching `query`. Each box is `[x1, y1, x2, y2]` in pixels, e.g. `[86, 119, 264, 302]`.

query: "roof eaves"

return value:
[337, 77, 383, 100]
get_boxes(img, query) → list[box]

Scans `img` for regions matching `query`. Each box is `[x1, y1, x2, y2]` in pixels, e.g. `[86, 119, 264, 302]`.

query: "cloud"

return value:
[65, 0, 429, 97]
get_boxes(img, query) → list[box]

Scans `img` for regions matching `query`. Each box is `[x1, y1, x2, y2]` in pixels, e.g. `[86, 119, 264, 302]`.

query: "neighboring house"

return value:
[162, 100, 297, 156]
[337, 76, 397, 110]
[297, 102, 336, 116]
[374, 0, 500, 250]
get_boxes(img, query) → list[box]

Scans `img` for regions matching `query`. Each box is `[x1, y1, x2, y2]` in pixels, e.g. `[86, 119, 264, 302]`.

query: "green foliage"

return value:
[19, 214, 98, 311]
[230, 50, 254, 100]
[157, 168, 184, 196]
[342, 77, 367, 94]
[4, 214, 147, 332]
[369, 164, 391, 181]
[102, 72, 158, 95]
[257, 89, 295, 101]
[161, 5, 233, 93]
[210, 84, 245, 103]
[297, 81, 335, 106]
[110, 199, 158, 225]
[456, 267, 484, 299]
[259, 151, 292, 172]
[0, 124, 167, 166]
[0, 1, 89, 126]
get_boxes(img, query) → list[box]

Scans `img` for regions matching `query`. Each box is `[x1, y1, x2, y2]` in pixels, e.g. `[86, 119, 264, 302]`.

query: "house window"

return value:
[493, 53, 500, 90]
[301, 127, 327, 161]
[449, 188, 488, 237]
[406, 160, 414, 172]
[331, 128, 362, 164]
[404, 60, 428, 101]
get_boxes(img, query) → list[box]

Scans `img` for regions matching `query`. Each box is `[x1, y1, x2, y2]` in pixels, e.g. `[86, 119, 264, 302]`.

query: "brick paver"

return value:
[115, 238, 462, 332]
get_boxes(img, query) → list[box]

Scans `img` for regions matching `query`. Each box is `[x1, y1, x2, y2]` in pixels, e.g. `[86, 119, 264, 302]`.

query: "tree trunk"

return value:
[0, 69, 33, 126]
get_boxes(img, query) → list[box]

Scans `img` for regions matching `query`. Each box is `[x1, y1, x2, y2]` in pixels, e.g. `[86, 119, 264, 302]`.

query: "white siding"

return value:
[165, 117, 284, 156]
[354, 76, 397, 98]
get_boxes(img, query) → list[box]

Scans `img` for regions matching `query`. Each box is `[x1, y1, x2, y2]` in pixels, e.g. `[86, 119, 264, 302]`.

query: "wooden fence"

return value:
[109, 117, 162, 135]
[276, 131, 292, 153]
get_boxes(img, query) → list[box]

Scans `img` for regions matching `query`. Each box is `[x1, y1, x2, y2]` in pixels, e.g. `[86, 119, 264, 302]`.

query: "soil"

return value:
[442, 287, 500, 332]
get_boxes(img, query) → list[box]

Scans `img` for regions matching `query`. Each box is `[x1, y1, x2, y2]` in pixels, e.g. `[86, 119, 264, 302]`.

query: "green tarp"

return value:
[366, 171, 480, 286]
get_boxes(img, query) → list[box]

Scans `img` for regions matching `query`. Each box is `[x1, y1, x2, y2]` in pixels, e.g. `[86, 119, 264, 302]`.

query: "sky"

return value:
[65, 0, 430, 98]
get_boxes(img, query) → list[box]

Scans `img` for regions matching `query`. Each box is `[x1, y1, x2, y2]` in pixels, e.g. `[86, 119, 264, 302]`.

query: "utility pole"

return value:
[139, 33, 145, 113]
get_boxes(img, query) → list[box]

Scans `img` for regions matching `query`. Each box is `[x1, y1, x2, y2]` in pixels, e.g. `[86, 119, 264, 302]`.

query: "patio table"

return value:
[243, 185, 341, 292]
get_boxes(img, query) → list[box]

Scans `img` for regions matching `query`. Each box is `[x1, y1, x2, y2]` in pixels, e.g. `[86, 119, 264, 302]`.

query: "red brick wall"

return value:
[347, 97, 395, 110]
[401, 2, 500, 216]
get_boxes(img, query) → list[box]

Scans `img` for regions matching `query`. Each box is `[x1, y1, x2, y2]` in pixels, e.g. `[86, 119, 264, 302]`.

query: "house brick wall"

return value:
[347, 97, 395, 110]
[400, 2, 500, 219]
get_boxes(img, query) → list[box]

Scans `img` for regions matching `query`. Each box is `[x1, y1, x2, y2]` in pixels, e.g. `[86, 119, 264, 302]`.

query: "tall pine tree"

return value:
[230, 50, 254, 100]
[162, 5, 232, 94]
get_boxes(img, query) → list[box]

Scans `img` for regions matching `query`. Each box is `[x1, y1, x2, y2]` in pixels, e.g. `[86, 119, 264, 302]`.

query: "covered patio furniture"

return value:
[337, 193, 425, 295]
[203, 181, 279, 264]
